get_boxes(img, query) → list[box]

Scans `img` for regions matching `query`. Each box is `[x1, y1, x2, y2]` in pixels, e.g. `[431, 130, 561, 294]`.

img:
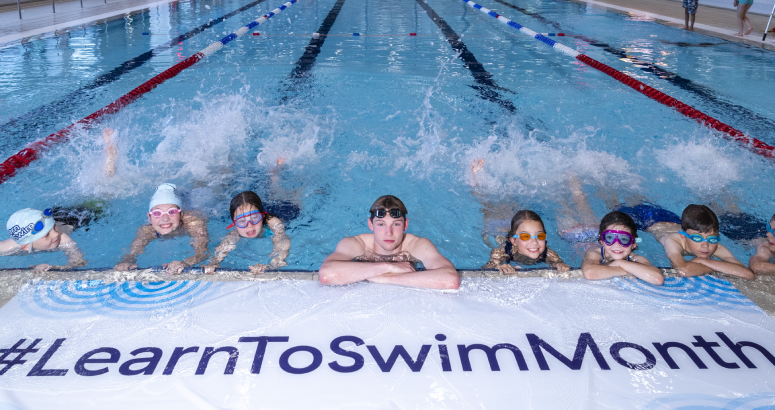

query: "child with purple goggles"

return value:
[581, 211, 664, 285]
[599, 230, 642, 247]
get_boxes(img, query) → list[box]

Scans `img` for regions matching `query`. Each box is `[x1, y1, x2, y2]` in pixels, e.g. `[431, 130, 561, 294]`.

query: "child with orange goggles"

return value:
[483, 210, 570, 274]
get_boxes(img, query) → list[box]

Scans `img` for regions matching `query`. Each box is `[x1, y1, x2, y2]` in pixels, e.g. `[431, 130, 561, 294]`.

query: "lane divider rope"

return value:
[459, 0, 775, 159]
[0, 0, 301, 185]
[249, 31, 567, 36]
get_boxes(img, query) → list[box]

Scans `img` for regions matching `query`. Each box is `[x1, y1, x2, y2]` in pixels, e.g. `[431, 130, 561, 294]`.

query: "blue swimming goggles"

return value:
[679, 231, 720, 244]
[767, 222, 775, 236]
[32, 209, 53, 235]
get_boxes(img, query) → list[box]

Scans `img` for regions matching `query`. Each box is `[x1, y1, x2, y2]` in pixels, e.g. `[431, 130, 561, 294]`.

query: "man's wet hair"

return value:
[508, 210, 545, 238]
[369, 195, 408, 221]
[681, 204, 719, 234]
[599, 211, 638, 238]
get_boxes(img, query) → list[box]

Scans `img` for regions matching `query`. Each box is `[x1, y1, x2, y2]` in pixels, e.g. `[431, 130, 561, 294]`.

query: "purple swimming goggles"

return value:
[600, 230, 641, 247]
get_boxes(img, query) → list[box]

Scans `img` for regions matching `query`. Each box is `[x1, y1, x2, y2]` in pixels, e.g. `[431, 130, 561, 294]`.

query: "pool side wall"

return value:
[2, 268, 774, 316]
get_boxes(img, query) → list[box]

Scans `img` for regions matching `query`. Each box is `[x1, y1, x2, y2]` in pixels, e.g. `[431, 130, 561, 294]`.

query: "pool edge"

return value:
[2, 268, 773, 317]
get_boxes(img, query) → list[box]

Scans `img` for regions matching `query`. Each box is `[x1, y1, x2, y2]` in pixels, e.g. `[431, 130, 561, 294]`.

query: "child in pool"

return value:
[483, 210, 570, 273]
[649, 204, 753, 279]
[747, 213, 775, 275]
[581, 211, 664, 285]
[114, 183, 210, 274]
[204, 191, 291, 274]
[1, 208, 86, 273]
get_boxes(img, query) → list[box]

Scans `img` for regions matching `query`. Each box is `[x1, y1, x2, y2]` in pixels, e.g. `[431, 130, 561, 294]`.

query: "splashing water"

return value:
[654, 137, 741, 195]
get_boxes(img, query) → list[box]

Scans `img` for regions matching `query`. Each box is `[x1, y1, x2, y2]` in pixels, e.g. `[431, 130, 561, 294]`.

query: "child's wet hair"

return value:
[681, 204, 719, 234]
[230, 191, 277, 223]
[508, 210, 545, 237]
[770, 213, 775, 224]
[599, 211, 638, 238]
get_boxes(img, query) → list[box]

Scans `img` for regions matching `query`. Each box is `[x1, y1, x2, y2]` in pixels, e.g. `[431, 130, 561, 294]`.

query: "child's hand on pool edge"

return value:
[496, 263, 521, 275]
[114, 262, 137, 271]
[552, 262, 571, 273]
[32, 264, 53, 274]
[164, 261, 186, 275]
[249, 264, 271, 274]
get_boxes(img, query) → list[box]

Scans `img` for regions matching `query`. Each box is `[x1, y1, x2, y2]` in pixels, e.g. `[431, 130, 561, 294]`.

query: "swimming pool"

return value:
[1, 0, 775, 270]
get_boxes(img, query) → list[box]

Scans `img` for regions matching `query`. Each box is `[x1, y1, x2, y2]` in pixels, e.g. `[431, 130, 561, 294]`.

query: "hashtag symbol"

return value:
[0, 339, 41, 375]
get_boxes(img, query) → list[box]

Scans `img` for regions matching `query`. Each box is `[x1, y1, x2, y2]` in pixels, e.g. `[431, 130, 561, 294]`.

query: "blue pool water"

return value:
[1, 0, 775, 270]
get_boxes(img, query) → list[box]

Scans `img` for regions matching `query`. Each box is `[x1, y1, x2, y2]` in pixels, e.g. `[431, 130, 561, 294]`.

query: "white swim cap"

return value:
[149, 183, 182, 212]
[6, 208, 54, 245]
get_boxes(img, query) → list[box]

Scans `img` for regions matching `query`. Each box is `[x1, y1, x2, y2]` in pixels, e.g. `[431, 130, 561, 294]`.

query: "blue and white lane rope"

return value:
[460, 0, 579, 57]
[200, 0, 299, 57]
[0, 0, 301, 184]
[456, 0, 775, 159]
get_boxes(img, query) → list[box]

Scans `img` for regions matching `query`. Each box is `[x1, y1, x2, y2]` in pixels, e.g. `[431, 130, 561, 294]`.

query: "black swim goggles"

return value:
[370, 208, 405, 219]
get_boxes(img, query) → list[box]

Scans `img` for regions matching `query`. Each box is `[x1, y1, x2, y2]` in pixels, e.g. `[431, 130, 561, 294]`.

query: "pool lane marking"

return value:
[414, 0, 517, 113]
[287, 0, 347, 84]
[458, 0, 775, 159]
[0, 0, 272, 150]
[489, 0, 775, 142]
[0, 0, 301, 185]
[253, 32, 568, 36]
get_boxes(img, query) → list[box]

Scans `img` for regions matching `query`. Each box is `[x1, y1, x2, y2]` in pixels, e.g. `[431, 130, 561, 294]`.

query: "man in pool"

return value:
[649, 204, 753, 279]
[114, 183, 209, 274]
[319, 195, 460, 289]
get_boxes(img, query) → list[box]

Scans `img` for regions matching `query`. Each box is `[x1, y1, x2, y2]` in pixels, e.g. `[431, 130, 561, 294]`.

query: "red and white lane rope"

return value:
[459, 0, 775, 159]
[0, 0, 300, 184]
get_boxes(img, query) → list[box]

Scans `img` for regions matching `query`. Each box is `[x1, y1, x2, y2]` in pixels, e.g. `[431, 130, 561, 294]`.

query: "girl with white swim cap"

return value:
[114, 183, 210, 274]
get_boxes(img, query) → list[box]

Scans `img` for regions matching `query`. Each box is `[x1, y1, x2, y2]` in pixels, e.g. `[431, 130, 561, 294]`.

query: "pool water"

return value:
[1, 0, 775, 270]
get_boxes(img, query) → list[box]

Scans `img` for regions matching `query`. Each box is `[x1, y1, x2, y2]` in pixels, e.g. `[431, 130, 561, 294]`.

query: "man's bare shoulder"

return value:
[336, 234, 369, 253]
[402, 234, 438, 253]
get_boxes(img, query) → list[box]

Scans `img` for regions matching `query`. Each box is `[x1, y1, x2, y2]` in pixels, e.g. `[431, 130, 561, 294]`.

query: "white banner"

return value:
[0, 276, 774, 409]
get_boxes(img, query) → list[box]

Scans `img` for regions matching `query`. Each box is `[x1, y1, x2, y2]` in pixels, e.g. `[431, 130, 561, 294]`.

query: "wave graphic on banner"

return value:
[642, 392, 775, 409]
[613, 276, 757, 311]
[17, 280, 221, 318]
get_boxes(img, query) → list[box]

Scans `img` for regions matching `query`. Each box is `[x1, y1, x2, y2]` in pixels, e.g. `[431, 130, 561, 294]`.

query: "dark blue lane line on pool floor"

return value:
[0, 0, 269, 149]
[286, 0, 347, 86]
[491, 0, 775, 141]
[415, 0, 517, 113]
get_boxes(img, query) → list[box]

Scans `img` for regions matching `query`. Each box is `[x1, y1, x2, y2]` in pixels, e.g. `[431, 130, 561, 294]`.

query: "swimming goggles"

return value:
[370, 208, 405, 219]
[513, 232, 547, 241]
[31, 209, 53, 235]
[149, 208, 181, 218]
[600, 230, 641, 247]
[767, 222, 775, 236]
[678, 231, 720, 244]
[227, 210, 266, 229]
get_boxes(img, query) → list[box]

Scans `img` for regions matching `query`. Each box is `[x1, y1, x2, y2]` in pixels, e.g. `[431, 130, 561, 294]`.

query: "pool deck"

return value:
[1, 0, 774, 49]
[571, 0, 775, 51]
[2, 268, 775, 317]
[0, 0, 180, 47]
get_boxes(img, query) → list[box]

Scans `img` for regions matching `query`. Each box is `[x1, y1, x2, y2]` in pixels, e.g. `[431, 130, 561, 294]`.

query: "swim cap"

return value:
[7, 208, 54, 245]
[149, 183, 182, 212]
